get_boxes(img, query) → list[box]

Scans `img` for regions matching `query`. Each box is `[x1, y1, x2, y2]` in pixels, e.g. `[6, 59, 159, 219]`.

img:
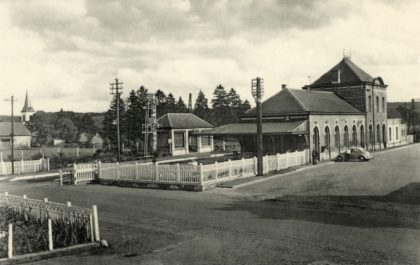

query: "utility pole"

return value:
[4, 96, 17, 174]
[252, 77, 264, 176]
[110, 78, 123, 162]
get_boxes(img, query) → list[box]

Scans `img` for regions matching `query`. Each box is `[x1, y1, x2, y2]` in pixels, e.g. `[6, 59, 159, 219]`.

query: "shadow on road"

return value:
[217, 182, 420, 229]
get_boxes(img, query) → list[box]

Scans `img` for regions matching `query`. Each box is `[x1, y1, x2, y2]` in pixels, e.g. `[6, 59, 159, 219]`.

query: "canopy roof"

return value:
[158, 113, 213, 129]
[196, 120, 307, 135]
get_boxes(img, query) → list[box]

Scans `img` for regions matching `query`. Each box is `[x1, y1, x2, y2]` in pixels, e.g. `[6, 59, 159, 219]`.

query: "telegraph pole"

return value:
[110, 78, 123, 162]
[252, 77, 264, 176]
[4, 96, 17, 174]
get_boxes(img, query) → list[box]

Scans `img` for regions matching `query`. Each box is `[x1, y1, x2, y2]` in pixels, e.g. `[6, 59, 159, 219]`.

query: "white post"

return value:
[176, 163, 181, 182]
[67, 201, 72, 207]
[253, 156, 257, 175]
[264, 155, 269, 174]
[76, 146, 80, 158]
[73, 164, 77, 185]
[92, 205, 100, 241]
[199, 163, 204, 184]
[23, 194, 27, 199]
[116, 162, 120, 179]
[228, 159, 232, 178]
[97, 161, 102, 180]
[47, 158, 50, 171]
[241, 158, 245, 177]
[155, 163, 159, 181]
[48, 219, 53, 250]
[8, 224, 13, 258]
[215, 161, 219, 180]
[44, 198, 48, 202]
[59, 170, 63, 187]
[135, 162, 139, 179]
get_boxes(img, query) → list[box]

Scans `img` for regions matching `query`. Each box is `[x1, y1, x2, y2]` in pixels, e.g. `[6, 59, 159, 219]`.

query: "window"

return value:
[352, 125, 357, 146]
[174, 132, 185, 148]
[324, 127, 330, 150]
[382, 97, 385, 113]
[344, 126, 349, 148]
[334, 126, 340, 149]
[376, 96, 380, 112]
[368, 96, 372, 112]
[396, 127, 399, 140]
[389, 127, 392, 141]
[201, 136, 211, 146]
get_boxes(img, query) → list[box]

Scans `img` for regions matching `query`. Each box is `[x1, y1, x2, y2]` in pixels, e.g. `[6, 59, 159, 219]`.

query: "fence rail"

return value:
[72, 150, 309, 190]
[0, 158, 48, 176]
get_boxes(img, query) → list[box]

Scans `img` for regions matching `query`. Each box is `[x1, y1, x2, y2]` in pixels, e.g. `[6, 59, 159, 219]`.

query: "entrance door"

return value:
[188, 134, 198, 152]
[313, 127, 320, 160]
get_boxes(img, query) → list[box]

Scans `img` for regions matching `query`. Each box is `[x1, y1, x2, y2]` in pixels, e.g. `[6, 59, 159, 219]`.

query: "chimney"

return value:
[281, 84, 287, 90]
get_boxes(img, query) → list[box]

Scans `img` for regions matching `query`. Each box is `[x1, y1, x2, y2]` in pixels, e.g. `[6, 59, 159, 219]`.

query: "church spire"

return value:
[21, 91, 34, 112]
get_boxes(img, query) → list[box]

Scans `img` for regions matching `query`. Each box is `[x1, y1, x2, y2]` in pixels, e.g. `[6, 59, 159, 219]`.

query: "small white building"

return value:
[156, 113, 214, 156]
[387, 118, 408, 147]
[0, 122, 31, 149]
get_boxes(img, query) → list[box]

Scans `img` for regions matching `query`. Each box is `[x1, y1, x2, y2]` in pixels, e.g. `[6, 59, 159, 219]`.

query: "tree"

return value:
[193, 90, 210, 121]
[55, 118, 78, 142]
[102, 94, 127, 149]
[176, 97, 188, 112]
[27, 111, 53, 145]
[211, 85, 230, 125]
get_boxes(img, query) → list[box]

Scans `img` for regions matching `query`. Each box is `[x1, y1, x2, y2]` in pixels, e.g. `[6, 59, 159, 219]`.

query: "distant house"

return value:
[90, 133, 104, 149]
[78, 132, 91, 146]
[0, 122, 31, 149]
[156, 113, 214, 156]
[53, 138, 65, 147]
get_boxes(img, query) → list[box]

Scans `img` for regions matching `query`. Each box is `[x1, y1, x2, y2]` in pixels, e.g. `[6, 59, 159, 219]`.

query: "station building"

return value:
[201, 57, 396, 161]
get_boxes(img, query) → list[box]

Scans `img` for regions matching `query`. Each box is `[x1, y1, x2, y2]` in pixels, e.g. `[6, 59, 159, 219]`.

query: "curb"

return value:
[230, 161, 335, 189]
[0, 242, 101, 265]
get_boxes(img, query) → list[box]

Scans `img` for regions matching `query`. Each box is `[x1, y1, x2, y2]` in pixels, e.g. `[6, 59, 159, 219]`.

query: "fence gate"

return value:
[73, 163, 96, 185]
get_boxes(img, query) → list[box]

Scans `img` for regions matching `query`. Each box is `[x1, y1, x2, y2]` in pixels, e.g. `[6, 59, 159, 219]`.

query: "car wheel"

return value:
[358, 156, 366, 162]
[336, 156, 343, 162]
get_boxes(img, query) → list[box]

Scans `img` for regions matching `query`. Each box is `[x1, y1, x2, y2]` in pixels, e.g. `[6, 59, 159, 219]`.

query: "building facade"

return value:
[156, 113, 214, 156]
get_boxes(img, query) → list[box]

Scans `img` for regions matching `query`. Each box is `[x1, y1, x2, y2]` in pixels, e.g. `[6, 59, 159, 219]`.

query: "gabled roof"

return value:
[0, 122, 31, 136]
[310, 58, 374, 86]
[245, 88, 363, 116]
[158, 113, 213, 129]
[195, 120, 307, 135]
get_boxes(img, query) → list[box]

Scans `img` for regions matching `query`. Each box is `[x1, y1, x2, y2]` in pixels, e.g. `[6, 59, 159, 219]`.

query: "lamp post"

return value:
[252, 77, 264, 176]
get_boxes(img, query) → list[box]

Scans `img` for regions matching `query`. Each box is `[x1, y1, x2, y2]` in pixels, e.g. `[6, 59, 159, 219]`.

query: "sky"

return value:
[0, 0, 419, 115]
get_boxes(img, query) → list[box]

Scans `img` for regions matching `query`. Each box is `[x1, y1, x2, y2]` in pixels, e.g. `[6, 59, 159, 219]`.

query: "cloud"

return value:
[0, 0, 419, 115]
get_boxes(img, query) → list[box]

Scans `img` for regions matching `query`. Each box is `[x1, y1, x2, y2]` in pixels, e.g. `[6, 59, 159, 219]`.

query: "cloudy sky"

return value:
[0, 0, 419, 114]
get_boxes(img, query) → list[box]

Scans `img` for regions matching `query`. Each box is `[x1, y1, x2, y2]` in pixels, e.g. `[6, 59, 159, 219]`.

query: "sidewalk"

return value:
[215, 143, 419, 189]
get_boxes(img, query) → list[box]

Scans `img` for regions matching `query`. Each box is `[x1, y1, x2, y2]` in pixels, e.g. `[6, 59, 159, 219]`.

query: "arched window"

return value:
[369, 125, 374, 148]
[334, 126, 340, 149]
[344, 125, 349, 148]
[313, 127, 320, 154]
[352, 125, 357, 146]
[389, 127, 392, 141]
[360, 125, 365, 147]
[376, 96, 380, 112]
[325, 126, 330, 150]
[376, 124, 381, 144]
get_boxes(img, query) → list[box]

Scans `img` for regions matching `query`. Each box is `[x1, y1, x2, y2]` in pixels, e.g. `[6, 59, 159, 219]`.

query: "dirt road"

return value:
[1, 144, 419, 264]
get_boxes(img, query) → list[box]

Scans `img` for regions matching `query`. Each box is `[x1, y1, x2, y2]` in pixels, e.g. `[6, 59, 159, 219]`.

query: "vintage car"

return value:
[335, 147, 372, 162]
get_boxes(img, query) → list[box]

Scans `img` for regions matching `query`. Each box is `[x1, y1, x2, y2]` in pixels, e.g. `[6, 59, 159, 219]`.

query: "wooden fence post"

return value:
[73, 164, 77, 185]
[92, 205, 100, 242]
[47, 158, 50, 171]
[44, 198, 48, 203]
[48, 219, 53, 250]
[59, 170, 63, 187]
[176, 163, 181, 182]
[199, 163, 204, 184]
[8, 224, 13, 258]
[241, 158, 245, 177]
[155, 163, 159, 181]
[215, 161, 219, 180]
[135, 162, 139, 179]
[116, 162, 120, 179]
[253, 156, 257, 175]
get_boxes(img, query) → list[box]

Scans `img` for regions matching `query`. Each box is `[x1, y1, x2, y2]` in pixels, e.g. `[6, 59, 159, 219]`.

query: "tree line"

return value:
[102, 84, 251, 150]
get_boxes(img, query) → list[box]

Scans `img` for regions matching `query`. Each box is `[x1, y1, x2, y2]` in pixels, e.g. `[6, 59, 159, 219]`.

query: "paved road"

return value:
[1, 144, 419, 264]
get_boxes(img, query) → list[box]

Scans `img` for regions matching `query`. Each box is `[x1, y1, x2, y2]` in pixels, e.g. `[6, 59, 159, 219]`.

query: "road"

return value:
[1, 144, 419, 264]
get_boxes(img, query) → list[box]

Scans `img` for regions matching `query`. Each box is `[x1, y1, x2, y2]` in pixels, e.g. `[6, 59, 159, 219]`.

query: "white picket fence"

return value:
[72, 150, 310, 190]
[0, 192, 101, 258]
[0, 158, 48, 176]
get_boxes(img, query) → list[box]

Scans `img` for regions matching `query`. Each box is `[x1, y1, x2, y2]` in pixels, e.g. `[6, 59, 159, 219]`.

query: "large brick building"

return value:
[201, 57, 397, 161]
